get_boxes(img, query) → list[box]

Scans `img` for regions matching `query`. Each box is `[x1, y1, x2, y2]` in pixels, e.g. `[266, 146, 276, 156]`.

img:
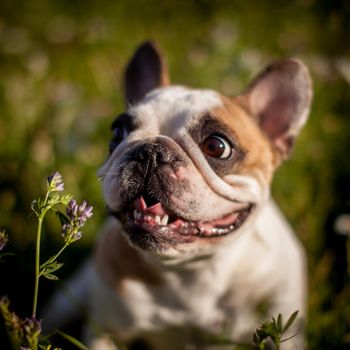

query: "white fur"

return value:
[128, 86, 222, 138]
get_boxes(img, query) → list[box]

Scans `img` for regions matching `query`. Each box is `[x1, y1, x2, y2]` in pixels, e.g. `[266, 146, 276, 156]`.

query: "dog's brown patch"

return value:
[211, 96, 280, 187]
[95, 218, 164, 290]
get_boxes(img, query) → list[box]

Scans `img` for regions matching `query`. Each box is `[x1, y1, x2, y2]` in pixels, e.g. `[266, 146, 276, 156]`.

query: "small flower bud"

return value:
[47, 171, 64, 192]
[66, 199, 79, 220]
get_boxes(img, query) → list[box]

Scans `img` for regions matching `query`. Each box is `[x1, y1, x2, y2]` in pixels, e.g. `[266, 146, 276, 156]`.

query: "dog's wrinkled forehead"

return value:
[127, 86, 222, 139]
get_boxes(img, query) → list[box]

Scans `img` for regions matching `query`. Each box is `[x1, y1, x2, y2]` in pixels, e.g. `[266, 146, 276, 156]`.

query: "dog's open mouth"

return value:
[125, 195, 251, 238]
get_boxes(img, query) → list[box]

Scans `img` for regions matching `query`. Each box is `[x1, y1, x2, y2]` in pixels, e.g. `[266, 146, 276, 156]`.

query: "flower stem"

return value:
[40, 243, 69, 277]
[32, 185, 52, 318]
[50, 243, 69, 262]
[32, 215, 44, 318]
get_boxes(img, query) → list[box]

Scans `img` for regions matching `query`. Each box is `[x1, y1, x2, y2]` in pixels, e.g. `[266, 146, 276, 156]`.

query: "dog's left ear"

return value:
[124, 41, 170, 105]
[239, 59, 312, 158]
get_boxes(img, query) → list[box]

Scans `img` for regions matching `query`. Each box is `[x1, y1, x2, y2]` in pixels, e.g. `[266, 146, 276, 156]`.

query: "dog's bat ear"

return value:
[124, 41, 170, 105]
[239, 59, 312, 158]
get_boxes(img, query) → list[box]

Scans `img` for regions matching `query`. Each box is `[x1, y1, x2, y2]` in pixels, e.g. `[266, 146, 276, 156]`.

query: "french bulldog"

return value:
[45, 41, 312, 350]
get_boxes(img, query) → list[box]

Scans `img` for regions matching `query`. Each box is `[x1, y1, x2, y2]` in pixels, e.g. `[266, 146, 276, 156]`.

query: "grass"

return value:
[0, 0, 349, 348]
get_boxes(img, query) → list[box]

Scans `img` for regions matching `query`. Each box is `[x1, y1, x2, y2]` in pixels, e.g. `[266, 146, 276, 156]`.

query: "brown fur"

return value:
[213, 96, 280, 187]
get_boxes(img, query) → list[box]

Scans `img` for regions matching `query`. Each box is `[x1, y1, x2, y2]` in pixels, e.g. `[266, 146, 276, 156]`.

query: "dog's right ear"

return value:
[124, 41, 170, 105]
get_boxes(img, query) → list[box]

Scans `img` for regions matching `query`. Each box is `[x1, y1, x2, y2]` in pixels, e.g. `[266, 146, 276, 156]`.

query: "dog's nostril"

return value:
[135, 144, 174, 164]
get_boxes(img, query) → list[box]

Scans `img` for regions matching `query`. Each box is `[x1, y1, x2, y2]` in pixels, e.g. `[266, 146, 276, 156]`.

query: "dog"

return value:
[44, 41, 312, 350]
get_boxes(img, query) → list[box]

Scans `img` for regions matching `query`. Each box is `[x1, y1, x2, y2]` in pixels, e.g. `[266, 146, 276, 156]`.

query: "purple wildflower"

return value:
[66, 199, 93, 223]
[61, 199, 93, 244]
[47, 171, 64, 192]
[0, 230, 8, 251]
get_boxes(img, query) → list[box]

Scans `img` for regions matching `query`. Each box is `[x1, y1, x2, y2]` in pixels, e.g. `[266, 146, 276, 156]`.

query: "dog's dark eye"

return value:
[202, 135, 232, 159]
[109, 126, 128, 153]
[109, 113, 134, 154]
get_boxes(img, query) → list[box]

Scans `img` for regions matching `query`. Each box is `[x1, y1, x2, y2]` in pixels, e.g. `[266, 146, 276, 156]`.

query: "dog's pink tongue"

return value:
[133, 196, 166, 215]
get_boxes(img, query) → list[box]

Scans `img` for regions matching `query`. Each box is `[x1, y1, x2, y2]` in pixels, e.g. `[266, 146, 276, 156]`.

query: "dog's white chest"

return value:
[91, 262, 228, 339]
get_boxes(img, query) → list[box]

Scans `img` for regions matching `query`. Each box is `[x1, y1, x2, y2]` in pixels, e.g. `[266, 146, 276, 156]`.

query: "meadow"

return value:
[0, 0, 349, 348]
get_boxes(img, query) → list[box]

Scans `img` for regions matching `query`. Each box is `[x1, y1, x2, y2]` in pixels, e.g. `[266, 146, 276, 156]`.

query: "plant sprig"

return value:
[0, 171, 93, 350]
[31, 171, 93, 318]
[253, 310, 299, 349]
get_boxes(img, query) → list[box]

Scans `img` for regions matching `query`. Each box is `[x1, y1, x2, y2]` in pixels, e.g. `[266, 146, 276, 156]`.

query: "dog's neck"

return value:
[94, 203, 265, 291]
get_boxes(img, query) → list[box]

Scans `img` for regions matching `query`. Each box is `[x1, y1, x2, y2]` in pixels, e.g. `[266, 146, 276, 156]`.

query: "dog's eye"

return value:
[202, 135, 232, 159]
[109, 126, 128, 153]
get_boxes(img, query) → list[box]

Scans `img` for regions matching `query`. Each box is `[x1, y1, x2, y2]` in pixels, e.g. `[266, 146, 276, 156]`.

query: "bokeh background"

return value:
[0, 0, 349, 348]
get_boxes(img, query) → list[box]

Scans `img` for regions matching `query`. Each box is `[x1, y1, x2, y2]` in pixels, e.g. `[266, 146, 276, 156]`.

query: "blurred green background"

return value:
[0, 0, 349, 348]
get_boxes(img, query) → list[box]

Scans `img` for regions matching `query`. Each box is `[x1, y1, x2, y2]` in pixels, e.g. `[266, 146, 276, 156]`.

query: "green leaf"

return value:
[35, 198, 47, 212]
[46, 194, 61, 209]
[39, 343, 61, 350]
[42, 272, 59, 280]
[282, 310, 299, 333]
[56, 330, 90, 350]
[40, 260, 64, 280]
[61, 194, 73, 205]
[39, 345, 51, 350]
[41, 260, 63, 274]
[277, 314, 283, 333]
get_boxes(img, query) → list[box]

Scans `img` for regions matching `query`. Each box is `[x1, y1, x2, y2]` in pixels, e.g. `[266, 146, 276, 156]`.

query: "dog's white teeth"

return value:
[131, 210, 169, 225]
[133, 210, 142, 221]
[161, 215, 169, 225]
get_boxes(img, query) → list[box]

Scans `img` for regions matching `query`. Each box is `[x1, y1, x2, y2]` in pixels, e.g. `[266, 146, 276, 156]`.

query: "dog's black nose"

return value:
[130, 143, 181, 169]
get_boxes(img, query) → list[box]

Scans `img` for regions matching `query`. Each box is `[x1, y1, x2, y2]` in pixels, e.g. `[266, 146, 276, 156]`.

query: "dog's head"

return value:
[98, 42, 312, 260]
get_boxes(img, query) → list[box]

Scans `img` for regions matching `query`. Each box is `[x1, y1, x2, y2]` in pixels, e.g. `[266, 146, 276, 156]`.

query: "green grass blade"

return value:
[56, 330, 90, 350]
